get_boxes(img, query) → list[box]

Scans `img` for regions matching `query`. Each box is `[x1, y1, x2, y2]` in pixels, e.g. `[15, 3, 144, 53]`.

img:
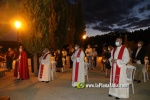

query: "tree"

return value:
[20, 0, 51, 76]
[49, 0, 86, 50]
[49, 0, 68, 49]
[20, 0, 69, 76]
[65, 1, 86, 51]
[66, 3, 76, 51]
[1, 0, 85, 76]
[73, 1, 85, 46]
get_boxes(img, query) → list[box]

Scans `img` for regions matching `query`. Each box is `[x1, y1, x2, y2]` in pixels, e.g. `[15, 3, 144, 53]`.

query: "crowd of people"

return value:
[71, 37, 149, 99]
[0, 48, 15, 70]
[0, 46, 29, 80]
[0, 37, 149, 100]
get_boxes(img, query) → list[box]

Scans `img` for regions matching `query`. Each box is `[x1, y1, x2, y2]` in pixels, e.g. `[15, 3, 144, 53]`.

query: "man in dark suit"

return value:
[132, 41, 146, 83]
[69, 48, 74, 68]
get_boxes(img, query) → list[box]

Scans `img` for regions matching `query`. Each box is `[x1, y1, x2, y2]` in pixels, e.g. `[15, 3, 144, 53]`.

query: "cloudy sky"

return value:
[75, 0, 150, 36]
[1, 0, 150, 41]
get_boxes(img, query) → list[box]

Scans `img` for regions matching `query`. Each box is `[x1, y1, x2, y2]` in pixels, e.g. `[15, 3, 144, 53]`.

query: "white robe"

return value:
[109, 45, 130, 98]
[71, 49, 85, 87]
[38, 52, 51, 81]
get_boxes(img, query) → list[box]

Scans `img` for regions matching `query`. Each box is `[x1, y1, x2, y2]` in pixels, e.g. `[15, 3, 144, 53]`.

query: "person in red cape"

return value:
[14, 46, 29, 80]
[71, 44, 85, 87]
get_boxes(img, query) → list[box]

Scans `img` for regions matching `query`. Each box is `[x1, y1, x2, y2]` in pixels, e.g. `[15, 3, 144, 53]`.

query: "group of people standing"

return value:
[71, 37, 148, 100]
[108, 38, 147, 99]
[36, 45, 91, 85]
[70, 38, 130, 99]
[0, 46, 29, 80]
[1, 37, 148, 100]
[85, 45, 98, 69]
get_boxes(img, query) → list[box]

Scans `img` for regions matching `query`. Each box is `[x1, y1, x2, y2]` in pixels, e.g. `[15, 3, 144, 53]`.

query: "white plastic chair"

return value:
[84, 57, 88, 63]
[84, 62, 89, 83]
[51, 61, 57, 80]
[1, 61, 6, 70]
[12, 60, 16, 70]
[142, 65, 149, 82]
[66, 56, 70, 65]
[126, 65, 136, 94]
[51, 57, 55, 61]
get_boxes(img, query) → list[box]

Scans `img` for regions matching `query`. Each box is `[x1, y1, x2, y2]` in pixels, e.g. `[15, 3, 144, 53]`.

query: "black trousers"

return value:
[6, 59, 13, 70]
[70, 58, 73, 68]
[94, 57, 96, 67]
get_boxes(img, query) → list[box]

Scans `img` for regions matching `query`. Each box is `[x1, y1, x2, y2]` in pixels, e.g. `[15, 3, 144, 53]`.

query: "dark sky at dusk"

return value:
[70, 0, 150, 36]
[1, 0, 150, 41]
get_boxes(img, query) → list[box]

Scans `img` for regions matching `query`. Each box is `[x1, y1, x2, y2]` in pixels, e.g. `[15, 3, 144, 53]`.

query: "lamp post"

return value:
[82, 34, 86, 40]
[82, 34, 87, 48]
[15, 21, 21, 48]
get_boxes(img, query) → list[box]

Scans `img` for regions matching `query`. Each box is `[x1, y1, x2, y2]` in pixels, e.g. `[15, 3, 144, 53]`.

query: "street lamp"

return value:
[15, 21, 21, 48]
[15, 21, 21, 29]
[82, 34, 87, 48]
[82, 34, 87, 40]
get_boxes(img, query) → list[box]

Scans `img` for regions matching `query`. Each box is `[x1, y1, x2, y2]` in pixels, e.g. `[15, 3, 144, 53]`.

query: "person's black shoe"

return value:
[46, 81, 49, 83]
[42, 81, 44, 82]
[56, 70, 61, 72]
[134, 79, 137, 81]
[137, 80, 141, 83]
[108, 94, 112, 97]
[115, 97, 120, 99]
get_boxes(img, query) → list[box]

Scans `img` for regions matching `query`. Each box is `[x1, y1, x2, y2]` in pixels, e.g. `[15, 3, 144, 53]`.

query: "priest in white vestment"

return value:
[71, 44, 85, 87]
[108, 38, 130, 99]
[38, 48, 51, 83]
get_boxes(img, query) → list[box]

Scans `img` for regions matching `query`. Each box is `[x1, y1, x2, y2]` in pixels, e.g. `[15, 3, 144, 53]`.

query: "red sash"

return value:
[111, 46, 125, 85]
[74, 49, 82, 82]
[40, 64, 44, 78]
[39, 52, 50, 78]
[43, 52, 50, 59]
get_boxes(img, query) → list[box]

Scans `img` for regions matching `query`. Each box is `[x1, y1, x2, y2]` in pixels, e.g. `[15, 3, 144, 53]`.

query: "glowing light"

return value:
[15, 21, 21, 29]
[82, 35, 87, 39]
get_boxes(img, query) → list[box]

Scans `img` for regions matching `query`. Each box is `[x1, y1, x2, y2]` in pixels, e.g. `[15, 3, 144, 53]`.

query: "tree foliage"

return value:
[0, 0, 85, 53]
[20, 0, 85, 53]
[73, 2, 85, 45]
[20, 0, 51, 53]
[49, 0, 68, 49]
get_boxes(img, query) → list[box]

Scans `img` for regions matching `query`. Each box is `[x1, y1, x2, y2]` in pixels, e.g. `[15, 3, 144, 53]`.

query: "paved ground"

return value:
[0, 65, 150, 100]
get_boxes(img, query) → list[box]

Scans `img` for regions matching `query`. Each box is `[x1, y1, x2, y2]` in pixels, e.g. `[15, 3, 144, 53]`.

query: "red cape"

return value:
[14, 51, 29, 79]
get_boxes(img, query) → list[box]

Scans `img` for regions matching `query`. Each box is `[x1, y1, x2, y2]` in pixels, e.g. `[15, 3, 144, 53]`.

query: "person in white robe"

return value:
[71, 44, 85, 87]
[38, 48, 51, 83]
[108, 38, 130, 99]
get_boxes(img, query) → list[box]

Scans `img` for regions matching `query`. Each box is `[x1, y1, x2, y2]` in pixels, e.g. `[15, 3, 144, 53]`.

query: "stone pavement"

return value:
[0, 65, 150, 100]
